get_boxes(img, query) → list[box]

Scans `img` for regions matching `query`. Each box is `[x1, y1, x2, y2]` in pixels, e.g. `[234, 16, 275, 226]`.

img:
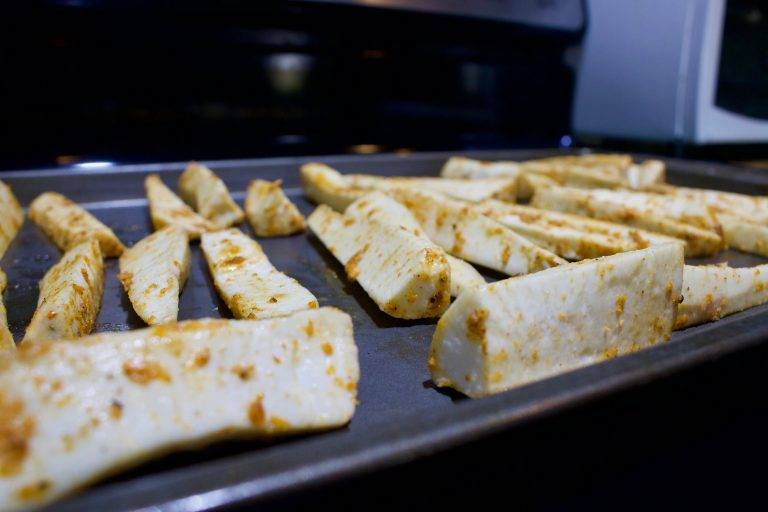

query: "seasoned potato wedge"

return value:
[430, 243, 684, 397]
[344, 174, 517, 203]
[389, 189, 565, 276]
[178, 162, 245, 228]
[0, 308, 358, 511]
[22, 239, 104, 343]
[28, 192, 124, 257]
[676, 264, 768, 329]
[246, 179, 306, 236]
[0, 270, 13, 352]
[145, 174, 217, 239]
[118, 227, 190, 325]
[201, 229, 318, 320]
[300, 162, 367, 212]
[308, 203, 450, 319]
[0, 180, 23, 259]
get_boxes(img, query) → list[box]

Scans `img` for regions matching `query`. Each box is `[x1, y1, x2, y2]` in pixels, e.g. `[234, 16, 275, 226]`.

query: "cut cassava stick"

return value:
[178, 162, 245, 228]
[28, 192, 124, 257]
[245, 179, 306, 237]
[623, 159, 665, 190]
[658, 185, 768, 224]
[0, 308, 358, 511]
[0, 270, 12, 352]
[343, 174, 517, 203]
[201, 228, 318, 320]
[118, 226, 190, 325]
[300, 162, 366, 212]
[717, 213, 768, 257]
[531, 185, 723, 257]
[0, 180, 23, 259]
[429, 243, 684, 398]
[676, 264, 768, 329]
[344, 192, 485, 297]
[308, 203, 450, 319]
[389, 189, 565, 276]
[22, 239, 104, 343]
[441, 156, 521, 180]
[145, 174, 217, 240]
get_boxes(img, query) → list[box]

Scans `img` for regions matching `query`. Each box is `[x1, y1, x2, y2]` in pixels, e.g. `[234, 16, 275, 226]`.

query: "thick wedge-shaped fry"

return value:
[0, 270, 12, 352]
[389, 189, 565, 276]
[430, 243, 684, 397]
[440, 156, 521, 180]
[145, 174, 217, 239]
[178, 162, 245, 228]
[0, 181, 23, 259]
[516, 172, 559, 200]
[531, 186, 723, 256]
[344, 174, 517, 203]
[0, 308, 358, 511]
[624, 160, 665, 190]
[246, 179, 306, 236]
[201, 229, 318, 320]
[655, 185, 768, 224]
[717, 213, 768, 257]
[22, 239, 104, 343]
[344, 192, 485, 296]
[300, 163, 367, 212]
[118, 227, 190, 325]
[479, 199, 682, 260]
[28, 192, 124, 257]
[308, 204, 450, 319]
[676, 264, 768, 329]
[526, 153, 633, 171]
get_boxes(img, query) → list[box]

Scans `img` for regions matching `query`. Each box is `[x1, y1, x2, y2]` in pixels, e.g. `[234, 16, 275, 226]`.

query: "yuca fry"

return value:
[389, 188, 565, 276]
[22, 239, 104, 343]
[0, 270, 12, 352]
[0, 180, 23, 259]
[516, 172, 559, 201]
[145, 174, 217, 239]
[246, 179, 306, 236]
[201, 229, 318, 320]
[676, 264, 768, 329]
[429, 243, 684, 398]
[525, 153, 634, 171]
[658, 185, 768, 224]
[531, 186, 723, 257]
[344, 174, 517, 203]
[118, 226, 190, 325]
[0, 308, 358, 511]
[308, 203, 450, 319]
[28, 192, 124, 257]
[624, 159, 665, 190]
[479, 199, 682, 260]
[300, 162, 367, 212]
[178, 162, 245, 228]
[440, 156, 521, 180]
[344, 191, 485, 297]
[716, 213, 768, 257]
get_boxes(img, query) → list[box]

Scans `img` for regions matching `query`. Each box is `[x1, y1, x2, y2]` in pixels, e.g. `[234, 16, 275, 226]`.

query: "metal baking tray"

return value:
[3, 149, 768, 511]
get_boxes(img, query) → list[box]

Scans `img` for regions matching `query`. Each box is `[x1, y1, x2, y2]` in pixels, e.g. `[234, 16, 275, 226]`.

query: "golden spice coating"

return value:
[28, 192, 124, 257]
[178, 162, 244, 228]
[300, 162, 367, 212]
[22, 239, 104, 343]
[0, 270, 13, 352]
[245, 179, 306, 237]
[0, 181, 23, 259]
[144, 174, 217, 240]
[343, 174, 517, 203]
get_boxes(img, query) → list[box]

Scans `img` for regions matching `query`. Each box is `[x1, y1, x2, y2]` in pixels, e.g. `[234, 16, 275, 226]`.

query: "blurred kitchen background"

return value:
[1, 0, 766, 170]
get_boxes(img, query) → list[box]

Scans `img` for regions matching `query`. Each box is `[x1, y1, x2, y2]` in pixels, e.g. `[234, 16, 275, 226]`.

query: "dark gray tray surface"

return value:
[3, 149, 767, 511]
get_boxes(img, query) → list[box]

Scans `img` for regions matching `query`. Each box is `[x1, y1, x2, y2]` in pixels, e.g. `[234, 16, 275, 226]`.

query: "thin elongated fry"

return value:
[389, 189, 565, 275]
[676, 264, 768, 329]
[22, 239, 104, 343]
[178, 162, 244, 228]
[531, 186, 723, 256]
[201, 229, 318, 320]
[0, 181, 23, 259]
[245, 179, 306, 236]
[0, 308, 358, 511]
[0, 270, 12, 352]
[118, 227, 190, 325]
[145, 174, 217, 239]
[717, 213, 768, 257]
[344, 174, 517, 203]
[308, 203, 450, 319]
[429, 243, 684, 398]
[28, 192, 124, 257]
[300, 163, 366, 212]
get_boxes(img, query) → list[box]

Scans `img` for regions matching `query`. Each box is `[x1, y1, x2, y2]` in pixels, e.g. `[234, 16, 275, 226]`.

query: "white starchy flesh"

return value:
[145, 174, 217, 240]
[0, 181, 23, 259]
[521, 162, 624, 189]
[178, 162, 245, 228]
[0, 270, 13, 352]
[118, 227, 190, 325]
[479, 199, 682, 260]
[201, 229, 319, 320]
[0, 308, 358, 511]
[676, 264, 768, 329]
[308, 204, 450, 319]
[22, 239, 104, 343]
[624, 160, 666, 190]
[388, 189, 565, 276]
[717, 213, 768, 257]
[661, 185, 768, 224]
[531, 186, 723, 257]
[429, 243, 684, 398]
[344, 174, 517, 203]
[344, 192, 485, 296]
[440, 156, 521, 180]
[525, 153, 634, 171]
[245, 179, 306, 237]
[28, 192, 124, 257]
[516, 172, 559, 201]
[300, 163, 367, 212]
